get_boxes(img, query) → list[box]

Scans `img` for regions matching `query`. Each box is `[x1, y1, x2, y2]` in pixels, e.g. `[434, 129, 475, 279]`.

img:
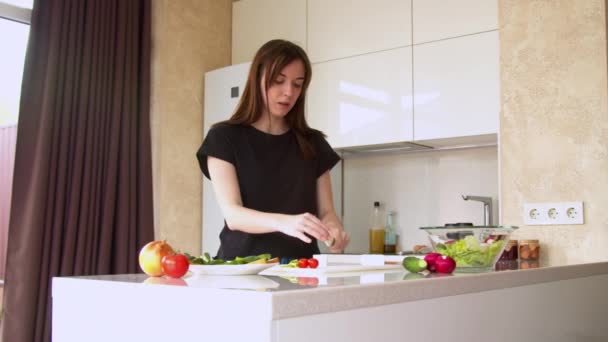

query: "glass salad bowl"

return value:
[419, 224, 518, 273]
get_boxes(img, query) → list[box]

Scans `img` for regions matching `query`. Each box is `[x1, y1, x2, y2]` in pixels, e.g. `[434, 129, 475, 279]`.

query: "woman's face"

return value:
[261, 59, 305, 119]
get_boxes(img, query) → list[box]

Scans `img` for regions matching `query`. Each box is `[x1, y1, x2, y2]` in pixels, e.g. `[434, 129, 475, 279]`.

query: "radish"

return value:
[424, 253, 442, 272]
[434, 255, 456, 273]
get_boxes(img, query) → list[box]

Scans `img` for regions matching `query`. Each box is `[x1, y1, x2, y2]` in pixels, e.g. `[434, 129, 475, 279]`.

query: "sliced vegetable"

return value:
[282, 259, 300, 268]
[202, 252, 211, 263]
[281, 258, 318, 269]
[185, 253, 273, 266]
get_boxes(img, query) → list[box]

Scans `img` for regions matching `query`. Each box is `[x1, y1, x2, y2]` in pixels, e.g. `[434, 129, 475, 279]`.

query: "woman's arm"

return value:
[207, 156, 331, 243]
[316, 171, 350, 253]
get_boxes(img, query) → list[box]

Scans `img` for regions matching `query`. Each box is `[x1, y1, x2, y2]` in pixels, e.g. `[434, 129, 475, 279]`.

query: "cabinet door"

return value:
[413, 31, 499, 141]
[413, 0, 498, 44]
[202, 63, 250, 255]
[307, 47, 413, 149]
[307, 0, 412, 63]
[232, 0, 306, 64]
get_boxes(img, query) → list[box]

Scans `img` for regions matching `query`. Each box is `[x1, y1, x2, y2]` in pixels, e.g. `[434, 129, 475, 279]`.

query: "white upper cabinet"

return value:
[413, 31, 499, 142]
[307, 47, 413, 149]
[230, 0, 499, 148]
[307, 0, 412, 63]
[232, 0, 306, 64]
[413, 0, 498, 44]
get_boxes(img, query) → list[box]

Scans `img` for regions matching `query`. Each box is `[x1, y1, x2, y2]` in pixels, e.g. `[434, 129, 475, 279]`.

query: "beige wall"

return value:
[499, 0, 608, 263]
[151, 0, 232, 254]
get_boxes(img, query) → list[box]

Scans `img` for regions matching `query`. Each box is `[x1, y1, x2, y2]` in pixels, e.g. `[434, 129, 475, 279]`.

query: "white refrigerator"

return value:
[202, 62, 251, 256]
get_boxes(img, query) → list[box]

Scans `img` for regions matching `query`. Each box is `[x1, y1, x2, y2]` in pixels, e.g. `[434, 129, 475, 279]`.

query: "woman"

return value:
[197, 39, 349, 260]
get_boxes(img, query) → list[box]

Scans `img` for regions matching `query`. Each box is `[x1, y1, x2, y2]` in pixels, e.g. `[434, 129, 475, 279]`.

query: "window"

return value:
[0, 19, 29, 127]
[0, 0, 32, 279]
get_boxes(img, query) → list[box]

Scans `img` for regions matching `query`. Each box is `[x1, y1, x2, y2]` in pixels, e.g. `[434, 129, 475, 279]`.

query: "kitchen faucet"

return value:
[462, 195, 493, 226]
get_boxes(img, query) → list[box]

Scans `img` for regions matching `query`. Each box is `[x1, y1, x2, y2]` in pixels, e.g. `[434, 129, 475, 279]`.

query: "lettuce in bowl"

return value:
[420, 225, 517, 272]
[435, 235, 505, 268]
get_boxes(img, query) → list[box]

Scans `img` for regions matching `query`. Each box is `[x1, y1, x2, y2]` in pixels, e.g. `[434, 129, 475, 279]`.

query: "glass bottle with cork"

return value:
[369, 201, 385, 254]
[384, 211, 398, 254]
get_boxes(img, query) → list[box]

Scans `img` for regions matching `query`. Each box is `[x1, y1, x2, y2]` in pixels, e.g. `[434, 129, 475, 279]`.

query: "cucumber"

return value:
[402, 256, 428, 273]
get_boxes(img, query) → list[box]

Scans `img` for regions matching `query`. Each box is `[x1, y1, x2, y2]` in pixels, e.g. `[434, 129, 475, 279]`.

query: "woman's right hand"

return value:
[278, 213, 331, 243]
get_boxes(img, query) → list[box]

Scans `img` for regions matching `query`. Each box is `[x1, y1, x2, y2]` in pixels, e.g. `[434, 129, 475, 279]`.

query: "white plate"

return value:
[188, 263, 278, 276]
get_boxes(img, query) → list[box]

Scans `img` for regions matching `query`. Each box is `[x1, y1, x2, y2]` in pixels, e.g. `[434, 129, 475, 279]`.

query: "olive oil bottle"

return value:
[369, 201, 385, 254]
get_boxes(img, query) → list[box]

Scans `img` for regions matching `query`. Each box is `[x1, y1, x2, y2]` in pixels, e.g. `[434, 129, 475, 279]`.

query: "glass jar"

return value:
[495, 259, 519, 271]
[519, 240, 540, 261]
[499, 239, 518, 260]
[520, 260, 540, 269]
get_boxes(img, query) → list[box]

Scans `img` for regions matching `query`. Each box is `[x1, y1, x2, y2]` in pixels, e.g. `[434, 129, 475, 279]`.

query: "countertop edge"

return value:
[271, 261, 608, 319]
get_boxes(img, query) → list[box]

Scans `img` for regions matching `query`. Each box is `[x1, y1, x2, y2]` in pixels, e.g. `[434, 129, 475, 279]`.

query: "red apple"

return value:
[424, 253, 442, 272]
[138, 240, 174, 277]
[434, 255, 456, 273]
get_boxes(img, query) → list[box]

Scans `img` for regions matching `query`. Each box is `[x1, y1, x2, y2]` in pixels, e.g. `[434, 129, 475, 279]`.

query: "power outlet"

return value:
[523, 201, 584, 225]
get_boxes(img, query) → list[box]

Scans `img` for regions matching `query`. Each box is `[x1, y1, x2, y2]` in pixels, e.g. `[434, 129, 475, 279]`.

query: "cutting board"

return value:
[259, 263, 402, 277]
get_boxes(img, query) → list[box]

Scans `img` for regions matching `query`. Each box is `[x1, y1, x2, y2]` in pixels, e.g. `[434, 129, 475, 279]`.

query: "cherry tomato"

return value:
[144, 277, 188, 286]
[297, 258, 309, 268]
[161, 254, 189, 278]
[296, 277, 319, 286]
[307, 258, 319, 269]
[306, 277, 319, 286]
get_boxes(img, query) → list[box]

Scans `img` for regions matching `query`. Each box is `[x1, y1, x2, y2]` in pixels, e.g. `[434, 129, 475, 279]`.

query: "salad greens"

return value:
[185, 252, 272, 265]
[435, 236, 504, 267]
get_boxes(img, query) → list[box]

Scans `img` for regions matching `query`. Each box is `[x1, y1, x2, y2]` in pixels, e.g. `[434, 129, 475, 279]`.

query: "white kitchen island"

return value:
[52, 261, 608, 342]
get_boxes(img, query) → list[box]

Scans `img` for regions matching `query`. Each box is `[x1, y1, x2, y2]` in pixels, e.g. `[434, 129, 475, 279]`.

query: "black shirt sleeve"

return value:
[196, 124, 236, 180]
[315, 134, 341, 178]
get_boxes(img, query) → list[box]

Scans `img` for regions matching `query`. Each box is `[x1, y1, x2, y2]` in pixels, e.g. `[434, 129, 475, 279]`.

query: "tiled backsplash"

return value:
[341, 146, 498, 254]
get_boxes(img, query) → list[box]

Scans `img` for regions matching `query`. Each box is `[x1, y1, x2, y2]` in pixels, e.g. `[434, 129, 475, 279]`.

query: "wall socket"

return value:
[523, 201, 584, 225]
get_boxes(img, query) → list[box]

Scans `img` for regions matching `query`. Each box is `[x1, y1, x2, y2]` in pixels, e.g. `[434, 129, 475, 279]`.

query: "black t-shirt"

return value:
[196, 123, 341, 260]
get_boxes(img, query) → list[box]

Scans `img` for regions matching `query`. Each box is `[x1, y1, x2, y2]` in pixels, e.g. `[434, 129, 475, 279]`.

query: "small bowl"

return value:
[419, 225, 518, 273]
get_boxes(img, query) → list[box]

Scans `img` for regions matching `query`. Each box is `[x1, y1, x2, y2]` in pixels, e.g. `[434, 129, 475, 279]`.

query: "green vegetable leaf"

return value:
[438, 237, 505, 267]
[202, 252, 211, 263]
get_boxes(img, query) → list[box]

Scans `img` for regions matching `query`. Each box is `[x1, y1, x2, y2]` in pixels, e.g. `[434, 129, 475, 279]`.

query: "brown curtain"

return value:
[1, 0, 154, 341]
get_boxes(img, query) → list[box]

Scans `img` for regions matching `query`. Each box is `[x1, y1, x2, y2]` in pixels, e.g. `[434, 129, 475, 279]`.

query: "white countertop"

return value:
[54, 260, 608, 320]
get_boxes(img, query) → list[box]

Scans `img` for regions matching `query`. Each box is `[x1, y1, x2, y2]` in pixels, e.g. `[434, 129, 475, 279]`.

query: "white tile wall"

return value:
[342, 146, 498, 253]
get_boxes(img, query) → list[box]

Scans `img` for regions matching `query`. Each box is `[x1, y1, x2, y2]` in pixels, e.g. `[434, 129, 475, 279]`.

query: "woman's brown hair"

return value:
[215, 39, 322, 159]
